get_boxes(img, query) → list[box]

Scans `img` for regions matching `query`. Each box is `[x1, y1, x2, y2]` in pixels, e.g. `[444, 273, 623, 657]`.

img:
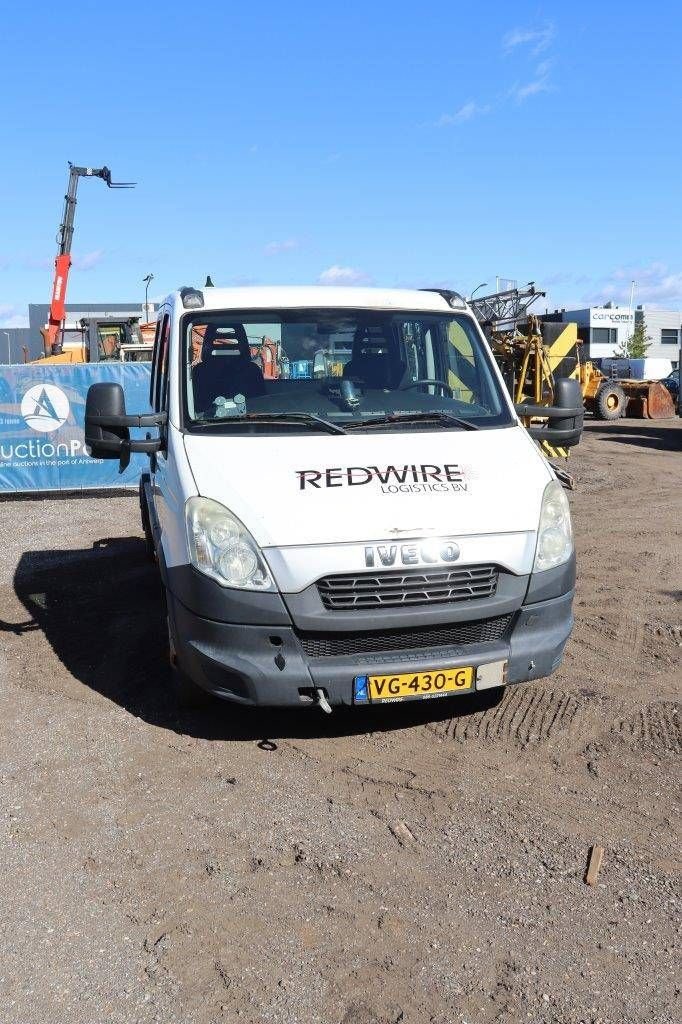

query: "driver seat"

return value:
[192, 325, 266, 412]
[343, 328, 405, 389]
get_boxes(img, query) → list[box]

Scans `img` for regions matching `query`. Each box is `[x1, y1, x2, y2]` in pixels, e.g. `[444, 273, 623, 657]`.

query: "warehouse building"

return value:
[550, 302, 680, 366]
[551, 303, 634, 360]
[634, 306, 681, 367]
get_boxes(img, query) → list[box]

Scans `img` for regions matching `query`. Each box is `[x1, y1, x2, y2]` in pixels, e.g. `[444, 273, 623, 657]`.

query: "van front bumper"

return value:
[166, 588, 574, 708]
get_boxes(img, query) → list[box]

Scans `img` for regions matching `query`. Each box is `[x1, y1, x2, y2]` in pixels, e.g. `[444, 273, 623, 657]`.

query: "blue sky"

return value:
[1, 1, 681, 327]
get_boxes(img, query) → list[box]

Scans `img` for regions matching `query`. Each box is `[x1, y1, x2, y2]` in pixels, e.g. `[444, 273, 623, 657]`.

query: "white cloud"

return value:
[502, 24, 554, 55]
[435, 101, 490, 127]
[430, 27, 556, 127]
[318, 265, 372, 286]
[71, 249, 105, 271]
[510, 60, 553, 102]
[584, 263, 682, 308]
[264, 239, 299, 256]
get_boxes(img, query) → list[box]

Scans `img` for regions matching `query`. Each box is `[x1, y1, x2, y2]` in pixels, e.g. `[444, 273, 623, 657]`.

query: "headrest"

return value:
[201, 323, 249, 357]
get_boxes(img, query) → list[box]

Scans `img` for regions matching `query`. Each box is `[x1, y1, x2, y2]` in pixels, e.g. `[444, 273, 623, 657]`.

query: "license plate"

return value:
[354, 667, 474, 703]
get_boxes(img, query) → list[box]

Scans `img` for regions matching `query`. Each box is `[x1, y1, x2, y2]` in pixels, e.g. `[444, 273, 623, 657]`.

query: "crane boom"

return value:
[468, 282, 546, 337]
[42, 163, 134, 356]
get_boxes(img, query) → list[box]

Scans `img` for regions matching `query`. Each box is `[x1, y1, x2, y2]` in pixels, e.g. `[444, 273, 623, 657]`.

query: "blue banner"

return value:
[0, 363, 152, 493]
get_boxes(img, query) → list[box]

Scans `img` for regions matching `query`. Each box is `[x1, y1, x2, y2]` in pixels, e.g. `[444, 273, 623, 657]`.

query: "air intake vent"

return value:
[296, 614, 512, 659]
[317, 564, 498, 611]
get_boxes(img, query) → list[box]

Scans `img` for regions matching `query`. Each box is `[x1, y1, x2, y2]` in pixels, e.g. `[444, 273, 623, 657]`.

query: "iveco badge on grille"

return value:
[364, 540, 461, 568]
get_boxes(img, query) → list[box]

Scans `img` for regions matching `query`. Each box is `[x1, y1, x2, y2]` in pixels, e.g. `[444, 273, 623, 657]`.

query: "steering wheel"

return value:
[400, 378, 455, 397]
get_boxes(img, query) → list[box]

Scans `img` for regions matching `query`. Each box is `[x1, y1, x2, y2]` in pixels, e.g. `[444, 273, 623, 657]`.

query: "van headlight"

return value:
[185, 497, 275, 590]
[533, 480, 573, 572]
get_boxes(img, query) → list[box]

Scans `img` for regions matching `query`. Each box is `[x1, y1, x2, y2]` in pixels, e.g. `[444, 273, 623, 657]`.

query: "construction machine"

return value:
[578, 360, 675, 420]
[30, 315, 154, 364]
[469, 284, 676, 431]
[468, 284, 580, 461]
[469, 283, 553, 401]
[40, 163, 134, 358]
[78, 316, 154, 363]
[249, 336, 282, 378]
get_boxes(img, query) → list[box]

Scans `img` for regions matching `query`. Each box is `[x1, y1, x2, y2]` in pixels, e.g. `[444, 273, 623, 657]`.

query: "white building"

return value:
[552, 302, 680, 367]
[634, 306, 681, 367]
[555, 303, 633, 361]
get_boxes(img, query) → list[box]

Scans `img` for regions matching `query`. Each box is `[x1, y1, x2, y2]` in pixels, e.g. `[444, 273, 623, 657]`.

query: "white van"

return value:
[85, 286, 579, 710]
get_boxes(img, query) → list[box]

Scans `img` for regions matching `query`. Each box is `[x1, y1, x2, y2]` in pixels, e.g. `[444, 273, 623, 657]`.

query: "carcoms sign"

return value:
[0, 363, 152, 493]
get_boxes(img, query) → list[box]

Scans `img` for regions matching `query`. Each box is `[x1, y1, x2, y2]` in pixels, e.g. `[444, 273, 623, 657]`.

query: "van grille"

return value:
[317, 564, 498, 610]
[296, 614, 512, 659]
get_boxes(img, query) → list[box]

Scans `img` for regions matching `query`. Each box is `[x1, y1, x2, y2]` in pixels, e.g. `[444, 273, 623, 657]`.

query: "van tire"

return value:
[166, 604, 209, 709]
[170, 664, 210, 710]
[595, 383, 626, 420]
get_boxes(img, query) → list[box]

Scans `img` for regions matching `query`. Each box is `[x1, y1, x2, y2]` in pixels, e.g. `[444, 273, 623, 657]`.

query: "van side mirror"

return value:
[515, 378, 584, 449]
[85, 382, 166, 472]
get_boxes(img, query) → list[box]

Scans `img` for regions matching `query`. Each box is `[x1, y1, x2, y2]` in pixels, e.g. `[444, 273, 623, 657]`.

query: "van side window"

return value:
[150, 315, 163, 407]
[152, 314, 170, 412]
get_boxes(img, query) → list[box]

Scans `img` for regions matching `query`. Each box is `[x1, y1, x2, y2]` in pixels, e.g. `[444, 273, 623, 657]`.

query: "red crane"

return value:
[42, 163, 134, 356]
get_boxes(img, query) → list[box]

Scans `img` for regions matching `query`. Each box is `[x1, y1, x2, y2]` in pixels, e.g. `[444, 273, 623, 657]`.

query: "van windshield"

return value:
[182, 309, 513, 432]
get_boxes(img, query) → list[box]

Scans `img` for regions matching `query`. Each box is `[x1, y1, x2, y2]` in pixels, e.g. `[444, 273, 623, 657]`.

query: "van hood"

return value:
[182, 425, 552, 548]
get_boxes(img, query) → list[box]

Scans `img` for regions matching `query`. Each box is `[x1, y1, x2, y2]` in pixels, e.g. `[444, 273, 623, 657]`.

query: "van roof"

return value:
[168, 285, 468, 314]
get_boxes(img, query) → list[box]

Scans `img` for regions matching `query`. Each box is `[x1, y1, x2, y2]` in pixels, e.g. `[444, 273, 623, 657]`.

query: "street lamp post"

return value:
[626, 279, 636, 358]
[469, 282, 488, 301]
[143, 274, 154, 321]
[2, 331, 10, 364]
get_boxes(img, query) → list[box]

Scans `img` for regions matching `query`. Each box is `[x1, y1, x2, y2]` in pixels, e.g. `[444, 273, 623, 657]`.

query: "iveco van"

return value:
[84, 286, 579, 710]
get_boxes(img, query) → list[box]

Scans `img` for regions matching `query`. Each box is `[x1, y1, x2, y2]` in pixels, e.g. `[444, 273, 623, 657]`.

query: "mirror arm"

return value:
[515, 403, 584, 419]
[87, 411, 167, 429]
[117, 435, 164, 474]
[525, 425, 583, 444]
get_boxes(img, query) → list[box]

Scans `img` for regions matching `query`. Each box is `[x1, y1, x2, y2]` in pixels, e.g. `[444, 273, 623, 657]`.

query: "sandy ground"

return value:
[0, 419, 680, 1024]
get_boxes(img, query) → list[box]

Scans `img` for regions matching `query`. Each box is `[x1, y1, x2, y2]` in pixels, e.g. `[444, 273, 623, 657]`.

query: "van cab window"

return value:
[182, 309, 512, 431]
[151, 313, 170, 412]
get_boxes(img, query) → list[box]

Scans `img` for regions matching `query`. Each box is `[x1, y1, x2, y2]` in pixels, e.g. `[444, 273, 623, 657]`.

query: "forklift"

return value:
[30, 315, 153, 364]
[78, 316, 153, 362]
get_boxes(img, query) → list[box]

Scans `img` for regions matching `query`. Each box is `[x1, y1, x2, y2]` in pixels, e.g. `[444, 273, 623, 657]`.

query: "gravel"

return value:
[0, 419, 680, 1024]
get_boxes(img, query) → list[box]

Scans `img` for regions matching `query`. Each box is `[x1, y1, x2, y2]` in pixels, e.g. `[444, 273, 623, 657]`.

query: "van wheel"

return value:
[595, 383, 626, 420]
[170, 664, 209, 710]
[139, 480, 156, 561]
[166, 610, 209, 709]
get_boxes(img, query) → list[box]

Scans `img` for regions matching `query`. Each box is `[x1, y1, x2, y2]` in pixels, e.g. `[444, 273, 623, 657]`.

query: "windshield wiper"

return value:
[345, 411, 479, 431]
[197, 411, 347, 435]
